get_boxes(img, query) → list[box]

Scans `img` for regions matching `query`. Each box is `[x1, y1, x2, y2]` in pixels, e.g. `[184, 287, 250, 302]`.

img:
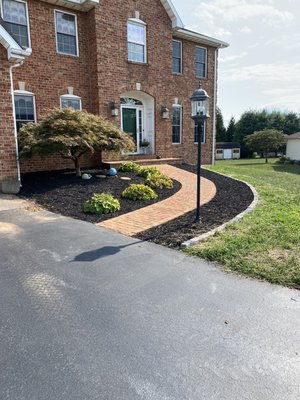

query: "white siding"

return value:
[286, 139, 300, 161]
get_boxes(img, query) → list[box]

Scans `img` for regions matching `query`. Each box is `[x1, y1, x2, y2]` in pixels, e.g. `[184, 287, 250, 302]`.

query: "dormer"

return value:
[41, 0, 99, 12]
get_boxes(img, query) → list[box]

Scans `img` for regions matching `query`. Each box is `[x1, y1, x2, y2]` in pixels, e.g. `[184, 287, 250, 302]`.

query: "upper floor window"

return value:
[55, 10, 78, 56]
[172, 40, 182, 74]
[127, 19, 146, 63]
[14, 92, 36, 132]
[196, 47, 207, 78]
[172, 105, 182, 144]
[1, 0, 30, 47]
[60, 94, 81, 110]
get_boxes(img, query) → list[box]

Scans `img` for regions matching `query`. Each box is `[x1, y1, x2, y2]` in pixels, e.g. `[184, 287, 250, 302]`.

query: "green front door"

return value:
[122, 107, 138, 153]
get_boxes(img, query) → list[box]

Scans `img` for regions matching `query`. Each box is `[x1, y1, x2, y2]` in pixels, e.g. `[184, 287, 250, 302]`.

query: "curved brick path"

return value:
[98, 164, 216, 236]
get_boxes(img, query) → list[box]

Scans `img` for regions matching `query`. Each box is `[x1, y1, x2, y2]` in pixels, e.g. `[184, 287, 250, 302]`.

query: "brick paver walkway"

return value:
[98, 164, 216, 236]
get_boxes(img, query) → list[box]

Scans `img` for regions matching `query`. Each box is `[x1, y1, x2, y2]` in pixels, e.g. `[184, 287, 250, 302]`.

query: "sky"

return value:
[172, 0, 300, 125]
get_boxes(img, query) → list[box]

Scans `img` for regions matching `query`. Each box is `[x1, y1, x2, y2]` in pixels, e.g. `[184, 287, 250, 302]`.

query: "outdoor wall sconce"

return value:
[161, 106, 169, 119]
[110, 101, 119, 117]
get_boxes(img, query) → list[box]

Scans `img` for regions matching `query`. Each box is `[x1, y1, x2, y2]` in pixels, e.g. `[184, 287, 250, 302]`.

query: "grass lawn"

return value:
[186, 159, 300, 288]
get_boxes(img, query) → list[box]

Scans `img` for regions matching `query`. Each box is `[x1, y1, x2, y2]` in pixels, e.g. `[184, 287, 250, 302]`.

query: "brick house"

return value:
[0, 0, 228, 191]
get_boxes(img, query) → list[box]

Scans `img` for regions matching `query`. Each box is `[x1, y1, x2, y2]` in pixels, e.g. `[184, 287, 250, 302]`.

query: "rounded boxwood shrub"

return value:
[122, 184, 157, 201]
[118, 162, 141, 173]
[137, 166, 161, 178]
[145, 172, 173, 189]
[83, 193, 120, 214]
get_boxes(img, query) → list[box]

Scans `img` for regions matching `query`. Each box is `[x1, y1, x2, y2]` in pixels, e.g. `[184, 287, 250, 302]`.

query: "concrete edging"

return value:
[181, 170, 259, 248]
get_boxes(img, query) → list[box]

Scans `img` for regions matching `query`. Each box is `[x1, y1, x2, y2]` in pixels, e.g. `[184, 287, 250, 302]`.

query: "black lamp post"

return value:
[190, 86, 210, 223]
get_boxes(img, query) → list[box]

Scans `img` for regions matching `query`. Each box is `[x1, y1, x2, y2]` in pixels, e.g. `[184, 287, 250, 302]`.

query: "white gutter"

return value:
[160, 0, 184, 29]
[9, 62, 24, 183]
[0, 24, 32, 61]
[173, 28, 229, 49]
[0, 26, 31, 183]
[212, 49, 218, 165]
[40, 0, 99, 12]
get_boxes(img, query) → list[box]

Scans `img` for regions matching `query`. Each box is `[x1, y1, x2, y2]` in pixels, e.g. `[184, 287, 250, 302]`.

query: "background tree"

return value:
[244, 129, 285, 163]
[226, 116, 236, 142]
[283, 112, 300, 135]
[18, 108, 135, 176]
[233, 109, 300, 157]
[234, 110, 270, 143]
[216, 107, 227, 141]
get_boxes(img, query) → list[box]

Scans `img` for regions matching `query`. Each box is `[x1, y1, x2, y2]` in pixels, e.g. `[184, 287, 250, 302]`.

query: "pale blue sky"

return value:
[172, 0, 300, 124]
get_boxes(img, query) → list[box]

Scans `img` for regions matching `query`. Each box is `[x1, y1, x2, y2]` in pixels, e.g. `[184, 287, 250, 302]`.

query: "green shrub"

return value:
[122, 184, 157, 201]
[137, 166, 161, 178]
[118, 162, 141, 173]
[277, 155, 286, 164]
[83, 193, 120, 214]
[145, 171, 173, 189]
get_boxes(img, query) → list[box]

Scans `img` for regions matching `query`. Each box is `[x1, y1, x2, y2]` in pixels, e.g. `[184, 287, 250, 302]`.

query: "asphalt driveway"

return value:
[0, 207, 299, 400]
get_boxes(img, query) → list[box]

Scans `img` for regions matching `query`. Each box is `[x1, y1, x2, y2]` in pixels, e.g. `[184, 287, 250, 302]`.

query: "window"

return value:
[60, 95, 81, 110]
[172, 40, 182, 74]
[172, 105, 182, 144]
[1, 0, 30, 47]
[233, 149, 240, 154]
[196, 47, 207, 78]
[14, 94, 35, 132]
[216, 149, 223, 154]
[127, 20, 146, 63]
[121, 97, 143, 106]
[55, 10, 78, 56]
[194, 122, 206, 144]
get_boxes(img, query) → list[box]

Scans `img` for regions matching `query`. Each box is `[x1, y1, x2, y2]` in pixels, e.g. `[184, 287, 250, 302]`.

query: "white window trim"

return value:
[60, 94, 82, 110]
[195, 46, 207, 79]
[127, 18, 147, 64]
[54, 9, 79, 57]
[14, 90, 37, 127]
[1, 0, 31, 48]
[172, 39, 182, 75]
[172, 104, 182, 145]
[194, 121, 206, 144]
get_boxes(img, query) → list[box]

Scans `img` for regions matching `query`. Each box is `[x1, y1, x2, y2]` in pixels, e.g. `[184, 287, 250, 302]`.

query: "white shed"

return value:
[216, 142, 241, 160]
[286, 132, 300, 161]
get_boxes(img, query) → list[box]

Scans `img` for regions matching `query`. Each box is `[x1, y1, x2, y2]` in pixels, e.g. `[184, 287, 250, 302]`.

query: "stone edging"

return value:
[181, 170, 259, 248]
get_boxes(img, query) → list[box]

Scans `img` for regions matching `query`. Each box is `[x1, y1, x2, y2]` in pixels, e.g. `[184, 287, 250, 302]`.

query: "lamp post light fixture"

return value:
[190, 85, 210, 223]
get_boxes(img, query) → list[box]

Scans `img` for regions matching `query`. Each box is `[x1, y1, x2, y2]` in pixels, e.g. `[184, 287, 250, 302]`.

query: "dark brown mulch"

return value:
[19, 170, 181, 224]
[135, 164, 254, 248]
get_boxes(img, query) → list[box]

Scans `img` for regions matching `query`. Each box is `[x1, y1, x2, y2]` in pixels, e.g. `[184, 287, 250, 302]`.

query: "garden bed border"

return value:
[181, 169, 259, 248]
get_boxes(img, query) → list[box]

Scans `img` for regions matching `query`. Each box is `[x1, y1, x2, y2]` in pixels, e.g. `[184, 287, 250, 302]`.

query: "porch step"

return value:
[105, 157, 182, 168]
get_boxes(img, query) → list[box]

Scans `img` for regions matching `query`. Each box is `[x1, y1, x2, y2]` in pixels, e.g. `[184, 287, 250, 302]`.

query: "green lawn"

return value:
[186, 159, 300, 287]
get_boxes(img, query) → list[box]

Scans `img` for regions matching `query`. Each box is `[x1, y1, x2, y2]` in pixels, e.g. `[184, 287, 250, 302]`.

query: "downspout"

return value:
[212, 48, 218, 165]
[9, 60, 24, 183]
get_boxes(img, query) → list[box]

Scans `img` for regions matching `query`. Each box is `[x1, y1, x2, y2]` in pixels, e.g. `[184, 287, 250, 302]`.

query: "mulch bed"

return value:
[135, 164, 254, 248]
[19, 170, 181, 224]
[19, 165, 254, 249]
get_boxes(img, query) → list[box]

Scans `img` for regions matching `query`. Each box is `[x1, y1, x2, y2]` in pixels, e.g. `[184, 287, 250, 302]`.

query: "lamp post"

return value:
[190, 86, 210, 223]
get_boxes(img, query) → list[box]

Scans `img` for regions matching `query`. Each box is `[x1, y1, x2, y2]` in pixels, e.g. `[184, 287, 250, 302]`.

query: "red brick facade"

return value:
[0, 0, 226, 185]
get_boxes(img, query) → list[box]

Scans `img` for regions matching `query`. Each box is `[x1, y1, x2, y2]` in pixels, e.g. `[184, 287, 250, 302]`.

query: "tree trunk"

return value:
[74, 158, 81, 177]
[265, 152, 268, 163]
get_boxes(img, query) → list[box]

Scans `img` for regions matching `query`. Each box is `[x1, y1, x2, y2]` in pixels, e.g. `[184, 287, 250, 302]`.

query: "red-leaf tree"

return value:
[18, 108, 135, 176]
